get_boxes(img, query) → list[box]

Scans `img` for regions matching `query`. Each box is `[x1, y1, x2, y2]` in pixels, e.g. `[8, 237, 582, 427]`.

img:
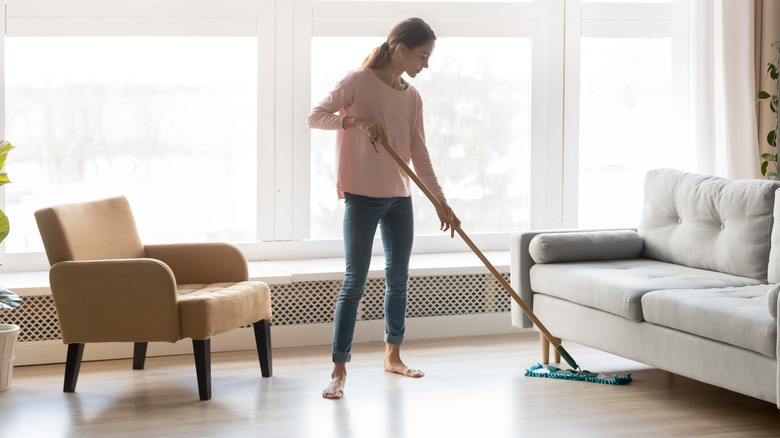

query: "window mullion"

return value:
[561, 0, 582, 229]
[257, 0, 277, 241]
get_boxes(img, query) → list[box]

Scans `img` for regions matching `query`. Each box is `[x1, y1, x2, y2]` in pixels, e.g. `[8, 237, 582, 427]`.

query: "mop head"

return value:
[525, 363, 632, 385]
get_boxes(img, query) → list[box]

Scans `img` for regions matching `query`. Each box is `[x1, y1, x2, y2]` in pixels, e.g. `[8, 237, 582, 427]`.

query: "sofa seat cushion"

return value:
[641, 285, 777, 358]
[530, 259, 762, 322]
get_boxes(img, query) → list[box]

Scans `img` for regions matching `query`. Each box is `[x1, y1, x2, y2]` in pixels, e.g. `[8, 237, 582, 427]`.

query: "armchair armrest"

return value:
[50, 259, 181, 344]
[144, 243, 249, 284]
[510, 228, 637, 328]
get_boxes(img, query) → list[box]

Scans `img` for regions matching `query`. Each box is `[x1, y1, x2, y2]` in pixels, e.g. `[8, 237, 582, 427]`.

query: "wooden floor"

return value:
[2, 332, 780, 437]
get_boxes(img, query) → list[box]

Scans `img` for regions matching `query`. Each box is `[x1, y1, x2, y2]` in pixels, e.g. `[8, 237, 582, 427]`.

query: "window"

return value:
[577, 37, 677, 228]
[310, 36, 532, 239]
[0, 0, 694, 269]
[5, 37, 257, 252]
[566, 0, 685, 228]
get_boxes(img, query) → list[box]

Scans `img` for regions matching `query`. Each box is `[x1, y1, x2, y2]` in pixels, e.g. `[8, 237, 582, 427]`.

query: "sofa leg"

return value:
[192, 339, 212, 401]
[540, 333, 563, 364]
[253, 319, 273, 377]
[540, 332, 550, 364]
[132, 342, 148, 370]
[64, 343, 85, 393]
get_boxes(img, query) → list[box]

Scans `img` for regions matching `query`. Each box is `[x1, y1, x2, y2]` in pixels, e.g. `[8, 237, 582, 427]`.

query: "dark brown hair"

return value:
[362, 17, 436, 69]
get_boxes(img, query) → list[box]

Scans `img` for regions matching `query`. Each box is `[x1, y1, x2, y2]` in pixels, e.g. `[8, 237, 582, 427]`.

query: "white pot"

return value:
[0, 323, 20, 391]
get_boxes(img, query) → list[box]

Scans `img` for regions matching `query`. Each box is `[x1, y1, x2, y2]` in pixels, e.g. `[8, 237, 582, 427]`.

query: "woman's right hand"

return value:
[437, 203, 461, 239]
[365, 122, 387, 146]
[344, 116, 386, 151]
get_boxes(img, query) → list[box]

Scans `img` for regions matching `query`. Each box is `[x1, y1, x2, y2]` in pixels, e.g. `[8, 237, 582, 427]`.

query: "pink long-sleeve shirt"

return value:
[307, 68, 447, 203]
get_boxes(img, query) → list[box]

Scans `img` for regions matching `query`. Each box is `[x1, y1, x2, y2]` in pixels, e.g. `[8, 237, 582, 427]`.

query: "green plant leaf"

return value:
[769, 130, 777, 147]
[762, 160, 769, 175]
[759, 90, 772, 99]
[0, 141, 13, 169]
[0, 286, 22, 310]
[770, 171, 778, 179]
[0, 141, 12, 188]
[0, 210, 8, 246]
[0, 210, 8, 247]
[762, 152, 775, 160]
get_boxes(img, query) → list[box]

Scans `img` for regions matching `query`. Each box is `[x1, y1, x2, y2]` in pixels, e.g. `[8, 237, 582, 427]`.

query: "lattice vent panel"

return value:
[2, 273, 511, 342]
[0, 295, 61, 342]
[274, 273, 511, 325]
[269, 280, 341, 326]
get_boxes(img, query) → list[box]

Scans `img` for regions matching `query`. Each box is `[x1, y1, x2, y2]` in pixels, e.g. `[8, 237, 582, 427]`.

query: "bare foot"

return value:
[384, 357, 425, 378]
[384, 343, 424, 378]
[322, 363, 346, 400]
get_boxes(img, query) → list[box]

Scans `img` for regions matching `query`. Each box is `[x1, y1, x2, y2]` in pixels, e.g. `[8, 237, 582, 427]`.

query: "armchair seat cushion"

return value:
[177, 281, 272, 340]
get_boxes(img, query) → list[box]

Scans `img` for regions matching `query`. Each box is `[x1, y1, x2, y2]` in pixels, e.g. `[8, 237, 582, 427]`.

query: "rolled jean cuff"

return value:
[332, 352, 351, 363]
[384, 333, 404, 345]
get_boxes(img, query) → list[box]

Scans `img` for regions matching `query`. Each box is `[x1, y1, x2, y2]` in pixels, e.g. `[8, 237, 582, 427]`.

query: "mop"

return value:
[377, 138, 631, 385]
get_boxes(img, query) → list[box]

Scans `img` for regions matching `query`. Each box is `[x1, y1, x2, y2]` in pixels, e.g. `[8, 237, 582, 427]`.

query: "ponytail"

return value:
[362, 41, 393, 69]
[361, 18, 436, 69]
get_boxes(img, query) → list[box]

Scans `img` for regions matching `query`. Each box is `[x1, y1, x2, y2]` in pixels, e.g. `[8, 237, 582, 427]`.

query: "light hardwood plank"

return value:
[2, 332, 779, 437]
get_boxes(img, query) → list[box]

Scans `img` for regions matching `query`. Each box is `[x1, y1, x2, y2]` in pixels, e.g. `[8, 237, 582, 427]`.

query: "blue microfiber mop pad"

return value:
[525, 363, 632, 385]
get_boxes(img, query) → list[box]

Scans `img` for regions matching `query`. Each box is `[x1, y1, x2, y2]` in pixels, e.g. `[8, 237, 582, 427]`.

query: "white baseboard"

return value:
[13, 312, 525, 366]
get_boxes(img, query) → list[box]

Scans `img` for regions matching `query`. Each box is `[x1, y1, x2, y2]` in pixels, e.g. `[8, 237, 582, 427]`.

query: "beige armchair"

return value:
[34, 196, 272, 400]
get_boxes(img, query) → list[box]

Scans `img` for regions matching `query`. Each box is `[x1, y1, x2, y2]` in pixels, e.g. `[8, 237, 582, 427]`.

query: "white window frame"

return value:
[561, 0, 680, 227]
[0, 0, 682, 272]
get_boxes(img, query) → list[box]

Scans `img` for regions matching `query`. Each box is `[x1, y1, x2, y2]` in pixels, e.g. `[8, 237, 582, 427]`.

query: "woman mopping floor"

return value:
[307, 17, 460, 400]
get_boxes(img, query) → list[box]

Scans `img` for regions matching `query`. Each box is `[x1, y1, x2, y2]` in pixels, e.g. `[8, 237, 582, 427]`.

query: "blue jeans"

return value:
[332, 193, 414, 363]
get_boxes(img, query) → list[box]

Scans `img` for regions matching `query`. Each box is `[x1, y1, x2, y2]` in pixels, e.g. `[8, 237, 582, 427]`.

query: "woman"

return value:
[307, 17, 460, 400]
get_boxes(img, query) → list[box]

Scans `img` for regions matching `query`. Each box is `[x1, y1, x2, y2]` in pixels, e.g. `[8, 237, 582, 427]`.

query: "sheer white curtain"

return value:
[687, 0, 760, 178]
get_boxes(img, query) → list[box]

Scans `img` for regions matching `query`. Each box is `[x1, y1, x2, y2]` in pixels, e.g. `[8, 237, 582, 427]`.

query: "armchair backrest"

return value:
[34, 196, 146, 266]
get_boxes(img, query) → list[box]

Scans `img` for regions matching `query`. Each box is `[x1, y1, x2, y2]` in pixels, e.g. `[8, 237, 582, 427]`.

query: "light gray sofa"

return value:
[510, 168, 780, 407]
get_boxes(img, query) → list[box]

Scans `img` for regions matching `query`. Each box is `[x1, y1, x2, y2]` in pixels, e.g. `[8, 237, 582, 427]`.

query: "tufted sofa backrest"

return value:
[638, 168, 780, 281]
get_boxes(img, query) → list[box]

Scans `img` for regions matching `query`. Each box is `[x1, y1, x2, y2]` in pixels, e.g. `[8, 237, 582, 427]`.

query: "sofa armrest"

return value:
[49, 259, 181, 344]
[145, 243, 249, 284]
[510, 232, 542, 329]
[768, 283, 779, 319]
[510, 228, 637, 329]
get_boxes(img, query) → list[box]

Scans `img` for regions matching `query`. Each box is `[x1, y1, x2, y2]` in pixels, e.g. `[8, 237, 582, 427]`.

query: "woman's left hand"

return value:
[437, 203, 461, 238]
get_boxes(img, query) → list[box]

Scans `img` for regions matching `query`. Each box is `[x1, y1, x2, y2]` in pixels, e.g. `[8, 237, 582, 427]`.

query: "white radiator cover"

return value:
[2, 272, 518, 365]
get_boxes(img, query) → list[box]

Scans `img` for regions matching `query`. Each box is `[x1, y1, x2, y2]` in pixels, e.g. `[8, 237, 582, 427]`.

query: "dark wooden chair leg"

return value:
[192, 339, 211, 401]
[133, 342, 148, 370]
[64, 343, 85, 393]
[253, 319, 273, 377]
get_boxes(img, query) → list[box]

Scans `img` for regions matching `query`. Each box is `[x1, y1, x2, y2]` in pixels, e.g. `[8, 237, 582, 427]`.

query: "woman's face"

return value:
[399, 40, 435, 78]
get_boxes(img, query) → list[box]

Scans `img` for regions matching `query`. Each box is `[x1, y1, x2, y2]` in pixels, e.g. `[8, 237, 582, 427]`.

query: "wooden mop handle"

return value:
[378, 139, 563, 351]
